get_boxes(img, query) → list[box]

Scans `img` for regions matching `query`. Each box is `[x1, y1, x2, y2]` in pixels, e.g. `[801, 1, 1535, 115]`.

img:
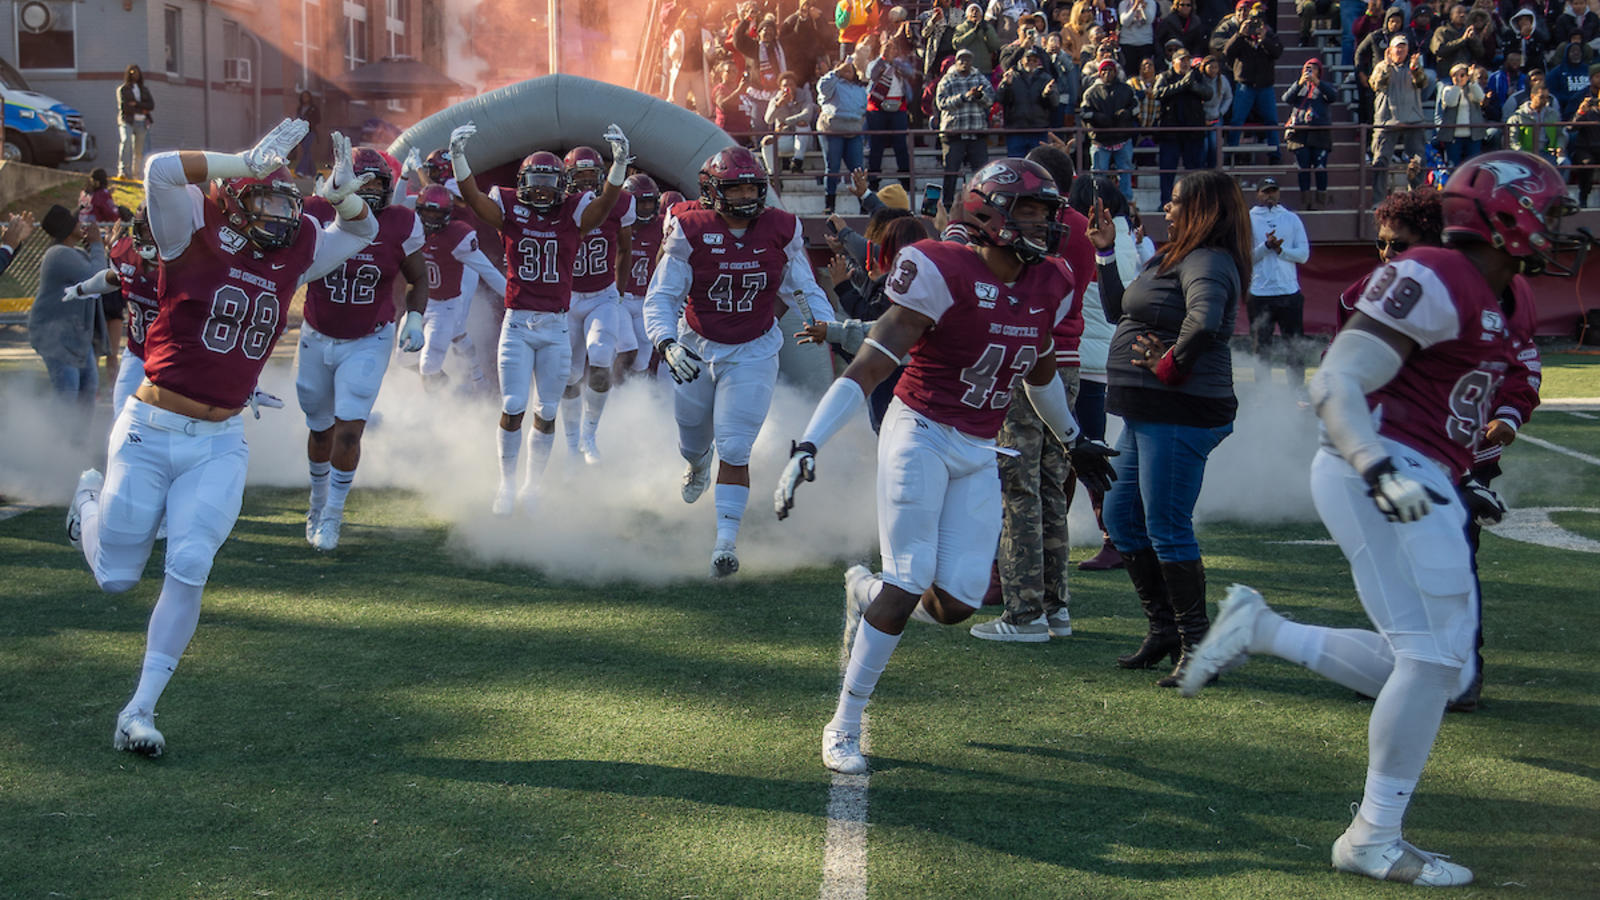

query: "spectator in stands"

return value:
[1435, 62, 1488, 165]
[1340, 0, 1370, 68]
[1552, 0, 1600, 47]
[1283, 57, 1339, 208]
[1549, 37, 1593, 115]
[734, 12, 792, 100]
[837, 0, 881, 57]
[1130, 56, 1162, 129]
[1153, 44, 1213, 207]
[1199, 54, 1234, 165]
[1506, 67, 1545, 113]
[78, 169, 120, 224]
[1502, 7, 1547, 67]
[999, 22, 1054, 74]
[766, 71, 819, 172]
[1567, 89, 1600, 205]
[817, 59, 869, 213]
[921, 0, 964, 82]
[1245, 177, 1310, 390]
[1351, 0, 1386, 51]
[713, 60, 760, 142]
[28, 205, 107, 422]
[670, 9, 715, 116]
[1158, 0, 1212, 56]
[953, 3, 1003, 71]
[1081, 58, 1142, 197]
[1120, 0, 1160, 72]
[1210, 0, 1253, 56]
[1469, 5, 1501, 62]
[1044, 33, 1083, 125]
[115, 65, 154, 181]
[1371, 34, 1431, 199]
[781, 0, 836, 87]
[1063, 1, 1100, 61]
[1294, 0, 1334, 46]
[1485, 48, 1528, 118]
[864, 37, 916, 190]
[1354, 7, 1411, 124]
[988, 0, 1040, 44]
[1410, 4, 1440, 67]
[1224, 4, 1285, 161]
[1000, 49, 1060, 155]
[1506, 83, 1566, 159]
[1432, 4, 1487, 74]
[936, 48, 996, 197]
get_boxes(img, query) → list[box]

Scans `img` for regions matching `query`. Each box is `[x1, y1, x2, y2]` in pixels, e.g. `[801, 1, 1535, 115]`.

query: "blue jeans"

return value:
[824, 133, 864, 202]
[1157, 138, 1206, 207]
[1104, 417, 1233, 562]
[1228, 86, 1280, 151]
[864, 109, 910, 189]
[46, 355, 98, 399]
[1340, 0, 1363, 67]
[1006, 132, 1045, 158]
[1294, 146, 1329, 191]
[1446, 139, 1482, 167]
[1091, 142, 1134, 200]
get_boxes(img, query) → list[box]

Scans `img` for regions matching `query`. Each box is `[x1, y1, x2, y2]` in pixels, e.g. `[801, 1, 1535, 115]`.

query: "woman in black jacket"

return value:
[1095, 169, 1249, 686]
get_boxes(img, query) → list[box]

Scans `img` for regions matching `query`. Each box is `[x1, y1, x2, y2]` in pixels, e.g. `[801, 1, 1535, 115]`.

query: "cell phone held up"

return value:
[920, 185, 943, 218]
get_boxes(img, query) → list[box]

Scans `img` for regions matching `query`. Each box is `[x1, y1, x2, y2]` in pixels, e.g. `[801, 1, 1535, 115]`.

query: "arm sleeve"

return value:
[780, 226, 836, 324]
[458, 235, 508, 298]
[644, 226, 694, 346]
[74, 269, 120, 296]
[301, 212, 380, 285]
[1024, 374, 1082, 443]
[144, 152, 206, 261]
[1096, 255, 1126, 322]
[1279, 213, 1311, 264]
[1308, 326, 1407, 476]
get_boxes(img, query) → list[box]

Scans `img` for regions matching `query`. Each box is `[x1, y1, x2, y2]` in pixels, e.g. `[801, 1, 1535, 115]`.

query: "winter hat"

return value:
[1303, 57, 1324, 75]
[876, 183, 911, 210]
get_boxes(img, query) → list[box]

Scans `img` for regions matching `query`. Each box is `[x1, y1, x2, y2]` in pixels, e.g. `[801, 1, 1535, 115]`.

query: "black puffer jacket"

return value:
[1153, 67, 1212, 128]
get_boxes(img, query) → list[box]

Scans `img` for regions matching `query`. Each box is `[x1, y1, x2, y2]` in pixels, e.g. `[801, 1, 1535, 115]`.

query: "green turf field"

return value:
[1, 411, 1597, 898]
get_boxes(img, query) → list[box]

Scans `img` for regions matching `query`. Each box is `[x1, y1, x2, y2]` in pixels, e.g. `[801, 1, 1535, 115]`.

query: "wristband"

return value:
[334, 194, 368, 221]
[1153, 348, 1187, 385]
[201, 151, 254, 181]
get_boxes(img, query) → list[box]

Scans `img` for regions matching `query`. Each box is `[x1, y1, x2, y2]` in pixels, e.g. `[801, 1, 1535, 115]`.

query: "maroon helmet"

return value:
[624, 173, 660, 221]
[351, 146, 394, 212]
[704, 147, 768, 220]
[961, 158, 1064, 265]
[1441, 150, 1589, 276]
[564, 145, 605, 196]
[424, 149, 453, 184]
[416, 184, 455, 234]
[211, 167, 304, 251]
[517, 151, 566, 212]
[661, 189, 687, 211]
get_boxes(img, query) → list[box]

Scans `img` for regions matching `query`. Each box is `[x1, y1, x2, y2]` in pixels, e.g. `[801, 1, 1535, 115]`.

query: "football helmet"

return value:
[416, 184, 455, 234]
[1441, 150, 1591, 276]
[423, 149, 453, 184]
[961, 158, 1064, 265]
[517, 151, 566, 213]
[696, 161, 715, 208]
[624, 173, 660, 222]
[130, 204, 157, 261]
[564, 146, 605, 196]
[661, 190, 687, 212]
[704, 147, 768, 220]
[351, 146, 394, 212]
[213, 167, 303, 251]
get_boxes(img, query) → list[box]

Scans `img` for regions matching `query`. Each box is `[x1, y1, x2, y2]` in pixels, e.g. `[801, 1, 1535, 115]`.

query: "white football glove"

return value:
[1460, 476, 1508, 527]
[244, 118, 309, 177]
[604, 123, 631, 185]
[398, 310, 425, 352]
[448, 123, 477, 181]
[61, 281, 88, 303]
[315, 132, 374, 218]
[658, 339, 703, 384]
[1363, 459, 1448, 523]
[400, 147, 424, 179]
[247, 389, 284, 420]
[774, 441, 817, 520]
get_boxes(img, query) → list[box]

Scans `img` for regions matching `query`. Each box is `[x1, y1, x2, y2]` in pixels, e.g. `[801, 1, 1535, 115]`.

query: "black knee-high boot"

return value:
[1117, 548, 1180, 668]
[1157, 559, 1210, 687]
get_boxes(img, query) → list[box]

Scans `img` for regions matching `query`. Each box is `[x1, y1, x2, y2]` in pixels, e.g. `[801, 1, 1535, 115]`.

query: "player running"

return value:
[415, 184, 506, 394]
[772, 160, 1118, 772]
[614, 173, 664, 380]
[643, 146, 835, 577]
[297, 147, 428, 551]
[65, 120, 379, 757]
[1178, 151, 1588, 887]
[448, 123, 631, 515]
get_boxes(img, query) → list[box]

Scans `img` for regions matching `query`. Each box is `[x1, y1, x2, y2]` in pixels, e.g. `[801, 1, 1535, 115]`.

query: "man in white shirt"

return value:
[1246, 177, 1311, 389]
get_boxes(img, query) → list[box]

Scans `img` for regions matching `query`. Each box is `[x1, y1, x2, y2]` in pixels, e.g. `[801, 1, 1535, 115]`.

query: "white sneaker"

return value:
[969, 615, 1051, 642]
[113, 708, 165, 758]
[1178, 583, 1270, 697]
[1332, 832, 1473, 887]
[681, 451, 713, 504]
[580, 438, 602, 466]
[66, 469, 103, 549]
[305, 507, 321, 546]
[310, 512, 343, 551]
[823, 726, 867, 774]
[492, 482, 515, 517]
[710, 540, 739, 578]
[1046, 608, 1072, 637]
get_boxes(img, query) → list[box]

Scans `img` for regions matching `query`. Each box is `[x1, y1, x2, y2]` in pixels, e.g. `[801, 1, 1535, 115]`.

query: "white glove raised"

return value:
[1363, 459, 1449, 524]
[247, 389, 284, 420]
[604, 123, 631, 185]
[315, 132, 374, 219]
[774, 441, 817, 520]
[244, 118, 310, 177]
[61, 281, 88, 303]
[449, 123, 477, 181]
[1460, 476, 1508, 527]
[401, 147, 424, 179]
[658, 339, 703, 384]
[398, 310, 425, 352]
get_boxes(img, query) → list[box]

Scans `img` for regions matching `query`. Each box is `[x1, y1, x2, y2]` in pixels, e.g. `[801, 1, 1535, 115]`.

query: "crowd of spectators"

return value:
[657, 0, 1600, 208]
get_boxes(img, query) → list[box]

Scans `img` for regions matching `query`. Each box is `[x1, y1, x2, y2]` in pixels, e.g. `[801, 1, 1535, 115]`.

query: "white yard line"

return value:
[820, 608, 871, 900]
[0, 503, 39, 521]
[1519, 434, 1600, 468]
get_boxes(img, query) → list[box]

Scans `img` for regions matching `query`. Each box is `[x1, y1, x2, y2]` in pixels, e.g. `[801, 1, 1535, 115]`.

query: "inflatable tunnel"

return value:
[388, 75, 831, 390]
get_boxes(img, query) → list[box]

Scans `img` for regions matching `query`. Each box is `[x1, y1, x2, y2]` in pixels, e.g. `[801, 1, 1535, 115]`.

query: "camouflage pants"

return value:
[996, 369, 1079, 624]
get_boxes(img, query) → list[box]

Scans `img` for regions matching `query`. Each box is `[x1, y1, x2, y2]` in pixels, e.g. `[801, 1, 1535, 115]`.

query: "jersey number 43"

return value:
[960, 343, 1038, 410]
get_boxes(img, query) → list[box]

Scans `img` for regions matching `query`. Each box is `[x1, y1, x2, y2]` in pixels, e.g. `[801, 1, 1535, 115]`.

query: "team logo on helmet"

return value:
[961, 158, 1063, 265]
[1442, 150, 1591, 276]
[976, 162, 1022, 185]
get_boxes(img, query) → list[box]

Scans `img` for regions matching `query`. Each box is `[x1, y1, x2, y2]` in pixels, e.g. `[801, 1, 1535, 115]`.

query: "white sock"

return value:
[1354, 655, 1460, 842]
[126, 575, 203, 713]
[581, 384, 609, 444]
[497, 426, 521, 486]
[561, 394, 582, 452]
[714, 483, 748, 546]
[324, 466, 355, 515]
[79, 494, 102, 573]
[308, 460, 331, 513]
[524, 429, 555, 486]
[829, 620, 902, 733]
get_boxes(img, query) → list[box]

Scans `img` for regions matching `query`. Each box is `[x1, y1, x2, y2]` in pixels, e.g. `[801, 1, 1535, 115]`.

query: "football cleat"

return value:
[681, 451, 713, 504]
[1046, 608, 1073, 637]
[1178, 584, 1270, 697]
[492, 482, 515, 517]
[305, 507, 321, 545]
[66, 468, 103, 550]
[822, 726, 868, 774]
[310, 513, 343, 552]
[710, 540, 739, 578]
[1332, 831, 1473, 887]
[113, 708, 165, 758]
[970, 615, 1051, 643]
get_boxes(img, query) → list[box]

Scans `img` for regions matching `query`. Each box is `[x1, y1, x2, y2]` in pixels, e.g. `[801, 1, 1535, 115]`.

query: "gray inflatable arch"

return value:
[388, 74, 829, 391]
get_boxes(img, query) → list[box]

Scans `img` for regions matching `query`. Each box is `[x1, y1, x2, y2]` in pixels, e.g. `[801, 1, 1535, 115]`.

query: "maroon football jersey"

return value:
[887, 239, 1073, 440]
[625, 214, 664, 295]
[1051, 206, 1090, 367]
[676, 207, 798, 345]
[571, 191, 635, 293]
[109, 236, 160, 360]
[301, 200, 421, 339]
[143, 199, 318, 409]
[494, 186, 586, 313]
[1353, 246, 1533, 477]
[423, 220, 478, 301]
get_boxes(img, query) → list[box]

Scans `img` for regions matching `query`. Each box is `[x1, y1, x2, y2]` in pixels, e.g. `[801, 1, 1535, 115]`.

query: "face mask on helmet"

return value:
[356, 175, 392, 212]
[417, 205, 450, 234]
[972, 193, 1063, 264]
[519, 171, 564, 212]
[132, 215, 157, 261]
[567, 168, 602, 196]
[238, 188, 303, 250]
[715, 180, 767, 220]
[634, 195, 660, 221]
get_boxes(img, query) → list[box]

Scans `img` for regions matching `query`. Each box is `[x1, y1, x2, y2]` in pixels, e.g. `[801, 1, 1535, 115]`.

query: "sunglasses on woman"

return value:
[1375, 238, 1411, 254]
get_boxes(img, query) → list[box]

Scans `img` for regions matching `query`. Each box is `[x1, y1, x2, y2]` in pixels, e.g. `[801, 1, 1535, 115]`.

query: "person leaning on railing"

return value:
[1080, 58, 1142, 199]
[1435, 61, 1488, 167]
[1505, 83, 1567, 162]
[1152, 44, 1212, 208]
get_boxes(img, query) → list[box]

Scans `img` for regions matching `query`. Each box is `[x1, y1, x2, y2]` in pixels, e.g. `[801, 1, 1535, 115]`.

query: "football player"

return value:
[448, 123, 630, 515]
[558, 145, 636, 464]
[643, 146, 835, 577]
[1178, 151, 1586, 887]
[65, 120, 379, 757]
[614, 174, 664, 380]
[773, 159, 1119, 773]
[415, 184, 506, 394]
[297, 147, 429, 551]
[61, 205, 161, 414]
